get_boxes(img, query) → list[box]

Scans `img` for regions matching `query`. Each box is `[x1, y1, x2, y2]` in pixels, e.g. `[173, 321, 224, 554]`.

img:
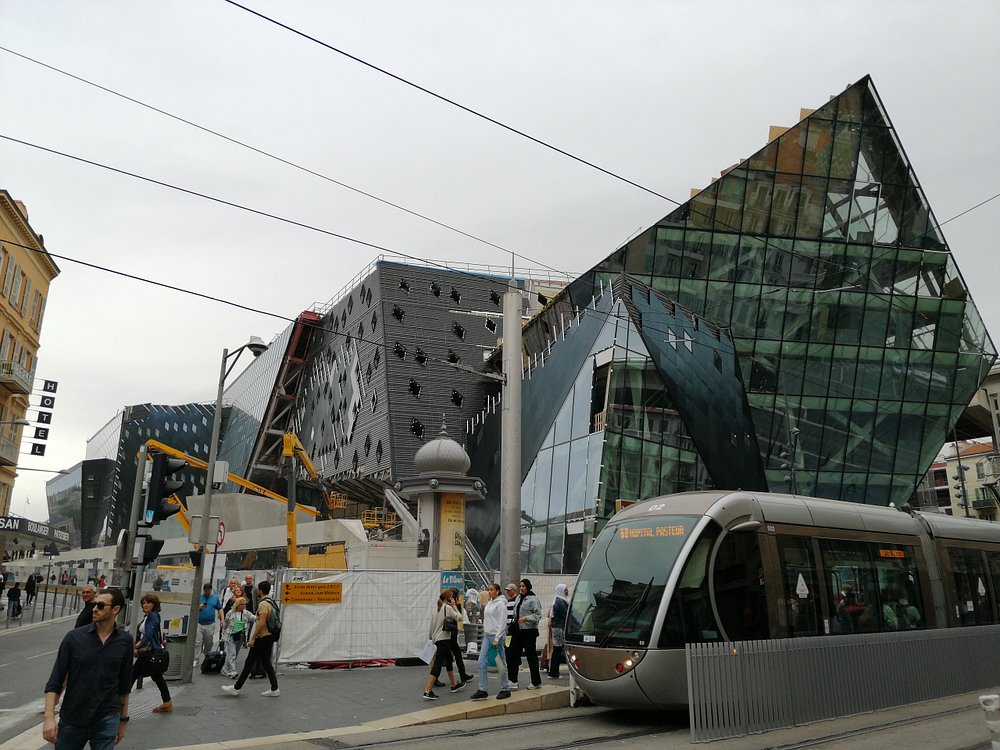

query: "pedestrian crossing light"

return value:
[143, 453, 186, 526]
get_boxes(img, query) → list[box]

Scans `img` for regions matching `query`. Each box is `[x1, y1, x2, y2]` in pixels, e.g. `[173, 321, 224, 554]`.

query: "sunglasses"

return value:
[93, 601, 115, 611]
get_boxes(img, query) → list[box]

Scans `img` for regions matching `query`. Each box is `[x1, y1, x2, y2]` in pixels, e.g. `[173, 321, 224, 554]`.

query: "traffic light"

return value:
[138, 538, 165, 565]
[143, 453, 186, 526]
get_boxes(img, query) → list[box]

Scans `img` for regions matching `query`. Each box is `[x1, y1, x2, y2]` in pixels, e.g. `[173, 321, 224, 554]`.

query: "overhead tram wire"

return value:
[0, 44, 566, 281]
[0, 235, 512, 376]
[221, 0, 952, 285]
[0, 132, 536, 289]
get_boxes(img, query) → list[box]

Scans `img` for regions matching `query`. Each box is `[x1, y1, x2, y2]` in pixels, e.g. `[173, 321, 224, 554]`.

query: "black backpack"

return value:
[263, 597, 281, 640]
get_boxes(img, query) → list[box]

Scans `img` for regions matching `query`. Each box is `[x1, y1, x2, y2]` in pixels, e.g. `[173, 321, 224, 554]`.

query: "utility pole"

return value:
[500, 277, 522, 588]
[118, 444, 147, 628]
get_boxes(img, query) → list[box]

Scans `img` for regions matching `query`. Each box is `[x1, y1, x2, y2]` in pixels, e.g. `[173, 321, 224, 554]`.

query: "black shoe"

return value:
[433, 679, 445, 688]
[496, 690, 511, 700]
[450, 681, 466, 693]
[470, 689, 489, 700]
[422, 691, 440, 700]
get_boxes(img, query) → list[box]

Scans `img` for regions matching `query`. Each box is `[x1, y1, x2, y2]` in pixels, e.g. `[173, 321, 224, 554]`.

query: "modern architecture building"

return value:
[0, 191, 59, 533]
[80, 403, 221, 547]
[59, 77, 997, 578]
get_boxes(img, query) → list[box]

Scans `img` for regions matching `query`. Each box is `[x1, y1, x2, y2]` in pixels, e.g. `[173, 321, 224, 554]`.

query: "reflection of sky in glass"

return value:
[217, 325, 291, 488]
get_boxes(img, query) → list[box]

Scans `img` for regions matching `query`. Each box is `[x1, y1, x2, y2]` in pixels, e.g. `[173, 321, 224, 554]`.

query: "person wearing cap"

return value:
[504, 583, 518, 627]
[194, 583, 223, 668]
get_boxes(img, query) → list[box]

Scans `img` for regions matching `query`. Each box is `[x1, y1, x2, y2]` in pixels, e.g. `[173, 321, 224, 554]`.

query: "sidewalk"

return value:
[1, 660, 571, 750]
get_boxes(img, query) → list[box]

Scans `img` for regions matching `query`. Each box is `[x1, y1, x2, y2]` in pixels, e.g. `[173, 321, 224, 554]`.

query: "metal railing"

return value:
[0, 359, 32, 393]
[687, 627, 1000, 742]
[3, 584, 82, 629]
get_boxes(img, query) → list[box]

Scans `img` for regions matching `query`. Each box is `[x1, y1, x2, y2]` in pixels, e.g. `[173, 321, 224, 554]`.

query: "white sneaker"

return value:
[508, 682, 519, 690]
[221, 685, 240, 696]
[526, 683, 539, 690]
[261, 689, 280, 697]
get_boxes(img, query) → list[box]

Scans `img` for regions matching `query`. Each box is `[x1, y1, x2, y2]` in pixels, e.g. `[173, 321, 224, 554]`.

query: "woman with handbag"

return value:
[131, 592, 173, 713]
[422, 590, 464, 700]
[221, 597, 255, 678]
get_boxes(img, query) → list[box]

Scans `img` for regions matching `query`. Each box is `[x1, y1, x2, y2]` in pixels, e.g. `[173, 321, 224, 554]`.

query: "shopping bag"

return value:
[418, 640, 436, 664]
[486, 642, 501, 667]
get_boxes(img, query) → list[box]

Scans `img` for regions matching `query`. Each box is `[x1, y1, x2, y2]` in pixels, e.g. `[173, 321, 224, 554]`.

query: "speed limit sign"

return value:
[217, 521, 226, 547]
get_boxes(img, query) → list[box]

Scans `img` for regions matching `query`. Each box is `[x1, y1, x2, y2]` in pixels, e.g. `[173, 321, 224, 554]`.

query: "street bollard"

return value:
[979, 695, 1000, 750]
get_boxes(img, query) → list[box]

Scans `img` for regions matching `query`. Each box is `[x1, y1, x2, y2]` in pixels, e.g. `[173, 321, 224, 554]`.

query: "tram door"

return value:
[776, 536, 820, 637]
[712, 531, 769, 641]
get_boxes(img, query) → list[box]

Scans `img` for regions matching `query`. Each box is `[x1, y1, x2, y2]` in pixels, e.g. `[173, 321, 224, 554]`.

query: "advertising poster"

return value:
[438, 494, 465, 570]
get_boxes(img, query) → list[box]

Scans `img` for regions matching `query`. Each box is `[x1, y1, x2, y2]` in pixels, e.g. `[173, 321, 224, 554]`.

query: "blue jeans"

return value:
[55, 712, 119, 750]
[477, 631, 510, 694]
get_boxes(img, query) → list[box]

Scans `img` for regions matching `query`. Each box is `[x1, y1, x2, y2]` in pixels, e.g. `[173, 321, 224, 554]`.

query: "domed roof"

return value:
[414, 419, 471, 476]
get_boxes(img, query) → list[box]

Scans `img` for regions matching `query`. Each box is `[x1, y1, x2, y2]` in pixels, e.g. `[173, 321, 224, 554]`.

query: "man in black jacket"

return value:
[75, 584, 97, 628]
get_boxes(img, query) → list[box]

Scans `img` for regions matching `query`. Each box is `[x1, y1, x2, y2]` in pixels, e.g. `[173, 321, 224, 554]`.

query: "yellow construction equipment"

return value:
[144, 439, 321, 564]
[281, 433, 340, 567]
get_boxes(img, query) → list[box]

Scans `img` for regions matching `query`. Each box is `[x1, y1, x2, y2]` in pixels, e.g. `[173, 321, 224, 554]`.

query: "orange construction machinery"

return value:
[144, 437, 324, 567]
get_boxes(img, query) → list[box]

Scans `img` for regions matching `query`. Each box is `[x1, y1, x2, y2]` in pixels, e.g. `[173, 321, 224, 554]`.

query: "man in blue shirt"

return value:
[194, 582, 223, 668]
[43, 588, 133, 749]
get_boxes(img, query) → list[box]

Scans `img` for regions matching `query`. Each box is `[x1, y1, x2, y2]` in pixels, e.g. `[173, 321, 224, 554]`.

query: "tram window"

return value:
[777, 536, 819, 637]
[566, 515, 697, 649]
[821, 540, 880, 633]
[948, 548, 995, 626]
[821, 538, 923, 634]
[659, 522, 722, 648]
[870, 542, 923, 631]
[714, 531, 769, 641]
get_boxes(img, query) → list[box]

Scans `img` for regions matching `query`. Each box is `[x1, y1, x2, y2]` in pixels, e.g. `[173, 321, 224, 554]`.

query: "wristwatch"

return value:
[119, 716, 129, 723]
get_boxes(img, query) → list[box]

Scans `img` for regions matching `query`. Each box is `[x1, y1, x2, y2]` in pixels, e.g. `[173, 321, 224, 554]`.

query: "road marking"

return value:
[0, 700, 44, 738]
[23, 651, 57, 661]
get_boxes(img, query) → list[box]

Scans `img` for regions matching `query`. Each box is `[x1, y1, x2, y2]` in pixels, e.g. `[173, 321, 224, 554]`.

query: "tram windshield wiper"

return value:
[598, 576, 654, 648]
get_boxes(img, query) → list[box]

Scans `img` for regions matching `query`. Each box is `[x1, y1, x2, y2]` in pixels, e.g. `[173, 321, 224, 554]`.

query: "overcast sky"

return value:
[2, 1, 998, 521]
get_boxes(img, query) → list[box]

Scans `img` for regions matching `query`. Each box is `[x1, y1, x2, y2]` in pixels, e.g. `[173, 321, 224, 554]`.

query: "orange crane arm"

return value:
[144, 439, 320, 517]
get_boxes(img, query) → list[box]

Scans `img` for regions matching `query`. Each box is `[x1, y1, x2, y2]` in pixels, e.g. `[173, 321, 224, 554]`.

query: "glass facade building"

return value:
[467, 76, 996, 573]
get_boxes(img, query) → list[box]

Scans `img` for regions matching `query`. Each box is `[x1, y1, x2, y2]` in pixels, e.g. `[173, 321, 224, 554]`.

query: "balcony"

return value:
[0, 434, 18, 466]
[973, 494, 999, 511]
[0, 359, 31, 394]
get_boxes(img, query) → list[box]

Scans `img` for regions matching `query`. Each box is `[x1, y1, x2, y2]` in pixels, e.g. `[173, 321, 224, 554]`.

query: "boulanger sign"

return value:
[0, 516, 70, 543]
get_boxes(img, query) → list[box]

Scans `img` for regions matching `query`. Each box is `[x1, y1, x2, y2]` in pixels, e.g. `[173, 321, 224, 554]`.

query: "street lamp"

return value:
[180, 336, 268, 683]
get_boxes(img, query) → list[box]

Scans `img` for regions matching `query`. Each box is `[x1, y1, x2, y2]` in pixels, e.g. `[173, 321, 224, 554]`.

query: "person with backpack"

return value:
[221, 580, 280, 697]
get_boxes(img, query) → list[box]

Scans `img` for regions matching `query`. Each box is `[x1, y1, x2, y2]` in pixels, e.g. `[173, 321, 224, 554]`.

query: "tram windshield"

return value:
[566, 515, 697, 648]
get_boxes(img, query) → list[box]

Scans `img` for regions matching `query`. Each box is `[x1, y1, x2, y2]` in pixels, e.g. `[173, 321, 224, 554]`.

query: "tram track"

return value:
[300, 709, 684, 750]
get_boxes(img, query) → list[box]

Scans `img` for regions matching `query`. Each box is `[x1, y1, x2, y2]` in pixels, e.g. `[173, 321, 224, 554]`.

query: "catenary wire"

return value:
[0, 132, 551, 289]
[0, 44, 566, 280]
[221, 0, 984, 283]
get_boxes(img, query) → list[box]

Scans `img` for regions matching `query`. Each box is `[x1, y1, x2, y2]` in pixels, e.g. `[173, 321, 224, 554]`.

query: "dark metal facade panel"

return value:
[378, 262, 503, 481]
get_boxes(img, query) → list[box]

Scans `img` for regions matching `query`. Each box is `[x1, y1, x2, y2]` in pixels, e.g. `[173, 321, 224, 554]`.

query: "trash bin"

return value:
[164, 635, 186, 681]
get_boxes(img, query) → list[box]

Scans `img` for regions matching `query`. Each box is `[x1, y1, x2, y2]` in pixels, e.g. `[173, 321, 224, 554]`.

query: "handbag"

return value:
[146, 650, 170, 676]
[506, 621, 518, 636]
[443, 617, 458, 633]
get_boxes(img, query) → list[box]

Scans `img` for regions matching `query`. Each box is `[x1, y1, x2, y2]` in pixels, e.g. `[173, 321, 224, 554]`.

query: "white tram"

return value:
[565, 490, 1000, 709]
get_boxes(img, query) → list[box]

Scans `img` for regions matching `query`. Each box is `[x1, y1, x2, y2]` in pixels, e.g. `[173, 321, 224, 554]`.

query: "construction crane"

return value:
[280, 432, 347, 567]
[144, 439, 320, 563]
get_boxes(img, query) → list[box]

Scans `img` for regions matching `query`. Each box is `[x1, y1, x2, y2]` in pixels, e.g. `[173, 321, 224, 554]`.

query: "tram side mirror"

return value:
[728, 520, 762, 533]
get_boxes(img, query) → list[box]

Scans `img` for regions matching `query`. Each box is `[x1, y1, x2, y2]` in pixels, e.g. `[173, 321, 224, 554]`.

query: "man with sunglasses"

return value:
[43, 588, 134, 749]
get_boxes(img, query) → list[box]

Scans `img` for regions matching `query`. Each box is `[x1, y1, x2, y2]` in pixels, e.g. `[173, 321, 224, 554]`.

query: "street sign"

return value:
[282, 581, 343, 604]
[217, 520, 226, 547]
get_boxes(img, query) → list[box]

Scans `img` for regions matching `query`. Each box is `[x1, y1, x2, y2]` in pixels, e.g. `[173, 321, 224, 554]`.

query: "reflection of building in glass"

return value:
[464, 75, 995, 573]
[46, 461, 83, 547]
[67, 77, 995, 578]
[81, 403, 220, 547]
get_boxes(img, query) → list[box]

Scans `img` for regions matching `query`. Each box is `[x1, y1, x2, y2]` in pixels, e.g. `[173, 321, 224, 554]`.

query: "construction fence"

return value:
[271, 569, 575, 664]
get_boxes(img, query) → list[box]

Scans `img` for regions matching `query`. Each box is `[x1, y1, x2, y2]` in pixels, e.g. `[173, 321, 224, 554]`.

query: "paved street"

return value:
[3, 617, 999, 750]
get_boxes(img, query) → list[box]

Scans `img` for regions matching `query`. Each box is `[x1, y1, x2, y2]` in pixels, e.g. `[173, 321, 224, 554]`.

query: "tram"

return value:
[565, 490, 1000, 710]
